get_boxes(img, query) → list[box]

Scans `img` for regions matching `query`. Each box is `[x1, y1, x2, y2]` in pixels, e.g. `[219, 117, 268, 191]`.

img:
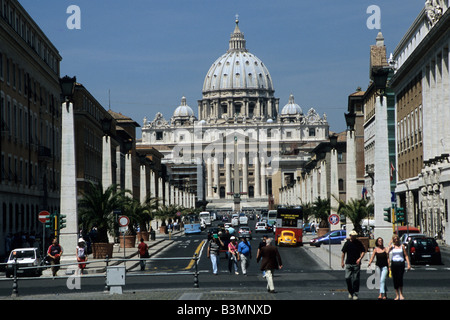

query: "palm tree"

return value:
[312, 197, 331, 228]
[336, 198, 373, 236]
[121, 194, 159, 235]
[300, 201, 314, 224]
[155, 204, 182, 227]
[78, 182, 127, 243]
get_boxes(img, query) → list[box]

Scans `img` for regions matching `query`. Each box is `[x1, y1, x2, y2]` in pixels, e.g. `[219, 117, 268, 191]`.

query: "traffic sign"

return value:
[38, 211, 50, 223]
[118, 215, 130, 227]
[328, 213, 340, 225]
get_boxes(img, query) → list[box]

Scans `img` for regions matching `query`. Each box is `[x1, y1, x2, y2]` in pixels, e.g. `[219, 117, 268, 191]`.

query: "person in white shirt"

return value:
[388, 235, 411, 300]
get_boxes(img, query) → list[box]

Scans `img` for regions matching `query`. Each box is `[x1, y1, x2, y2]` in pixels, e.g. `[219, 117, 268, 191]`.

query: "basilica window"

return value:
[308, 128, 316, 137]
[156, 131, 163, 140]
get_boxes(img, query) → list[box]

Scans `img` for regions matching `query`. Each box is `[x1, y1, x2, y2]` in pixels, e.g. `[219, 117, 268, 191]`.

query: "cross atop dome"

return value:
[229, 15, 247, 52]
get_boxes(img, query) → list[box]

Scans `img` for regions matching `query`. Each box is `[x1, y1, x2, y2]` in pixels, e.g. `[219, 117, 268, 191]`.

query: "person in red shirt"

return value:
[47, 239, 63, 277]
[137, 238, 149, 271]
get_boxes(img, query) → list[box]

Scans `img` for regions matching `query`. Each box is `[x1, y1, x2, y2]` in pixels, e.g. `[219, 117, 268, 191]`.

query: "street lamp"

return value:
[124, 138, 133, 154]
[101, 116, 113, 136]
[59, 76, 76, 102]
[371, 66, 390, 96]
[344, 112, 356, 131]
[329, 133, 338, 149]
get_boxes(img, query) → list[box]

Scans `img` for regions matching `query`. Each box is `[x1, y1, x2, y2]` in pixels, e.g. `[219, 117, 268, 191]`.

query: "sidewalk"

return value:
[43, 229, 183, 277]
[302, 233, 371, 270]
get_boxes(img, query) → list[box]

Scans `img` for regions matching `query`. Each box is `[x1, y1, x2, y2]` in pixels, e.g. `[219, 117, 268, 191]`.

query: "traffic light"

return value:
[58, 213, 67, 230]
[395, 207, 405, 224]
[45, 212, 55, 230]
[383, 207, 391, 222]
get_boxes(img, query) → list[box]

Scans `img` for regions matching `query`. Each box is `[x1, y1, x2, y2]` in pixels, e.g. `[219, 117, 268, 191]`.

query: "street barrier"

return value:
[0, 253, 200, 297]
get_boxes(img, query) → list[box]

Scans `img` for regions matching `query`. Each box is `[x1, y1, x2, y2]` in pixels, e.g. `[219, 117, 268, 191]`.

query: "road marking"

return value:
[184, 240, 206, 270]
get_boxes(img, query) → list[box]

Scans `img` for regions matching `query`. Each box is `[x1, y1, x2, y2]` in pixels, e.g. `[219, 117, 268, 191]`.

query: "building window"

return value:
[309, 128, 315, 136]
[156, 131, 163, 140]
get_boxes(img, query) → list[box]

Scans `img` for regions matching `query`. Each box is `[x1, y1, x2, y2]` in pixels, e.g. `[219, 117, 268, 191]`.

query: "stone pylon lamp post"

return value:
[345, 111, 357, 232]
[329, 133, 339, 231]
[371, 66, 393, 241]
[59, 75, 78, 260]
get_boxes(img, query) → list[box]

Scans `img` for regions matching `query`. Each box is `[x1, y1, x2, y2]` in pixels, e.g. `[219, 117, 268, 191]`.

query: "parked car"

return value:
[408, 237, 442, 265]
[277, 230, 297, 246]
[238, 226, 252, 239]
[310, 230, 347, 247]
[255, 222, 268, 233]
[5, 248, 44, 278]
[400, 233, 426, 245]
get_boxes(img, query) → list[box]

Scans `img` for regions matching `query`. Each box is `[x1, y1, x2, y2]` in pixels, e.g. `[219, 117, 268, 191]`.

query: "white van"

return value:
[239, 213, 248, 225]
[199, 211, 211, 226]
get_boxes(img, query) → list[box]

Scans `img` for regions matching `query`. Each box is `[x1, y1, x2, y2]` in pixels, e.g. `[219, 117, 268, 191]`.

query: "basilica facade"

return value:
[139, 18, 330, 211]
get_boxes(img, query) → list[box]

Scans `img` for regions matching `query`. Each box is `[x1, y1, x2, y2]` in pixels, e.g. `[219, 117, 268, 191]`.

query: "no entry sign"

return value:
[38, 211, 50, 223]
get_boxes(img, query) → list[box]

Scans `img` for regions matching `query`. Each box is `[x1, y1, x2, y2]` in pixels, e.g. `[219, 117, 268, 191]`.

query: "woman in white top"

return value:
[388, 235, 411, 300]
[76, 238, 88, 275]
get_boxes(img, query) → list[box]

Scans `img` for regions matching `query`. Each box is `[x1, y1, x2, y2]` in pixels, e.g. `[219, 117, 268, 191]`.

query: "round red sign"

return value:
[328, 213, 340, 225]
[118, 215, 130, 227]
[38, 211, 50, 223]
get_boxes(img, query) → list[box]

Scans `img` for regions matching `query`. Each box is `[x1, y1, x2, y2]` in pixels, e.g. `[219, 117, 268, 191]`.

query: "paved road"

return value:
[1, 219, 450, 303]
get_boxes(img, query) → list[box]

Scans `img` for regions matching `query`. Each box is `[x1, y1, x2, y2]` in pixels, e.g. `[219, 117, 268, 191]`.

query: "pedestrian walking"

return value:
[238, 236, 252, 275]
[368, 237, 390, 299]
[207, 234, 224, 275]
[137, 238, 149, 271]
[341, 230, 366, 300]
[388, 234, 411, 300]
[47, 239, 63, 277]
[227, 236, 239, 274]
[76, 238, 88, 275]
[256, 235, 268, 278]
[259, 238, 282, 293]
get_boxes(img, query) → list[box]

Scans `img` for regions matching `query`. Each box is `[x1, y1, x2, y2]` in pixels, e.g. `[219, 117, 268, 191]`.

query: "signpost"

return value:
[38, 211, 50, 256]
[328, 214, 340, 269]
[118, 215, 129, 265]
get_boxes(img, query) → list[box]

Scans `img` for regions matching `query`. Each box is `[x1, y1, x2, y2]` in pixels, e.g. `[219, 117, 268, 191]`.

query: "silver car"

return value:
[6, 248, 44, 278]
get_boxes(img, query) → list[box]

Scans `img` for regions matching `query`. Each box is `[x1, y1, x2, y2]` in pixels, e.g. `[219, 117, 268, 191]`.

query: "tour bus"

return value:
[183, 214, 202, 235]
[199, 211, 212, 226]
[274, 207, 304, 246]
[265, 210, 277, 226]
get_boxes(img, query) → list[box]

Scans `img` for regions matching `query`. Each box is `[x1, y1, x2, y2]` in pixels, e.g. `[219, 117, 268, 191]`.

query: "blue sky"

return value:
[19, 0, 425, 136]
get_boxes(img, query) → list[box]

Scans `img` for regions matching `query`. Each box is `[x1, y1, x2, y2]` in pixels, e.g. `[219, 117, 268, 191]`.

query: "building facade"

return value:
[0, 0, 62, 256]
[391, 1, 450, 243]
[139, 19, 330, 211]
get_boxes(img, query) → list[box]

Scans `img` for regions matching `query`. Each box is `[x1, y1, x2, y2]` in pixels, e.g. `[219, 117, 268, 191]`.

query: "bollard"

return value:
[11, 256, 18, 297]
[193, 253, 199, 288]
[103, 255, 110, 293]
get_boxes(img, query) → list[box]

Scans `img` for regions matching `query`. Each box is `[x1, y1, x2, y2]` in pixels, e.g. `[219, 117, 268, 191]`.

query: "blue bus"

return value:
[183, 214, 202, 235]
